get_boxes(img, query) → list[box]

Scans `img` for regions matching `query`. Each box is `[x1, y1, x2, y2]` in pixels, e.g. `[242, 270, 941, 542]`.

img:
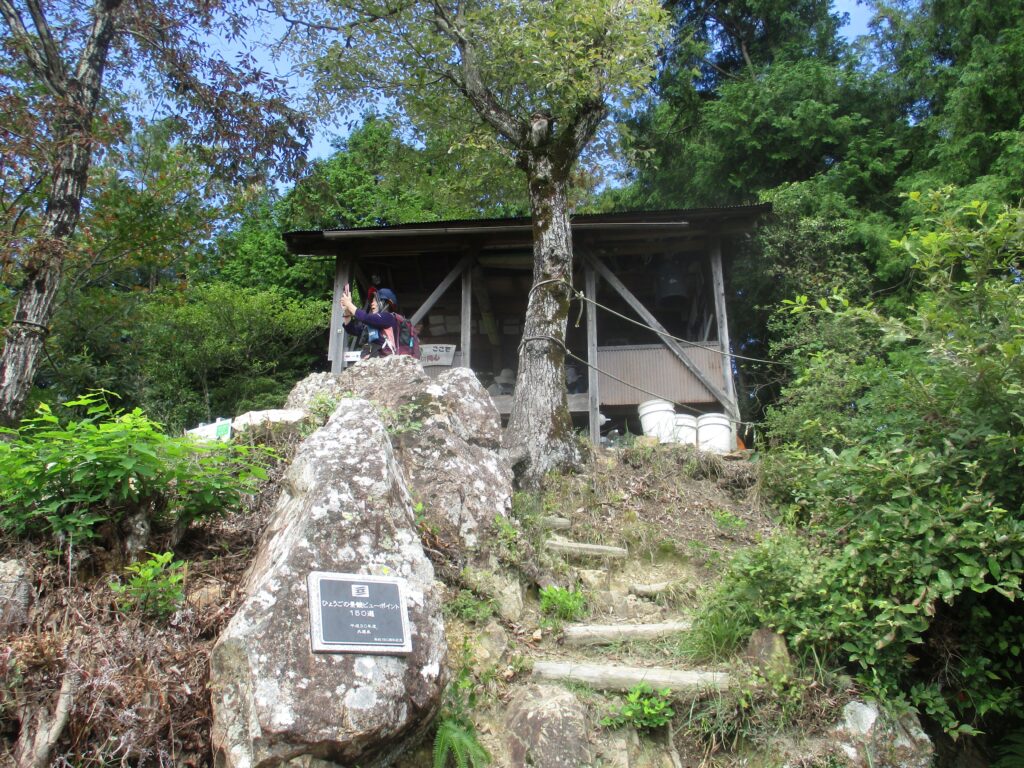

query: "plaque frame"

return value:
[307, 571, 413, 655]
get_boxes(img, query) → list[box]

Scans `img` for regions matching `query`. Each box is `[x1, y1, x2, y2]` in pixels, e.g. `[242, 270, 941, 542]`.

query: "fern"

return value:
[993, 729, 1024, 768]
[433, 717, 490, 768]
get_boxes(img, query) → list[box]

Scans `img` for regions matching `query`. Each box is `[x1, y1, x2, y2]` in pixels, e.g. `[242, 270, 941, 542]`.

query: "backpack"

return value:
[383, 313, 421, 359]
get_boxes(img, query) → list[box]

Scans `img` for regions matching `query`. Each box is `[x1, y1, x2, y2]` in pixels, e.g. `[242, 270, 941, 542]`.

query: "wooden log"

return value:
[562, 621, 692, 647]
[531, 661, 730, 692]
[545, 539, 627, 559]
[538, 516, 572, 531]
[629, 582, 671, 598]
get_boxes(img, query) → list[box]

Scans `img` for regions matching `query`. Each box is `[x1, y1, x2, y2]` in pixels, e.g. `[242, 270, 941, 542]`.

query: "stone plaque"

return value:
[307, 571, 412, 655]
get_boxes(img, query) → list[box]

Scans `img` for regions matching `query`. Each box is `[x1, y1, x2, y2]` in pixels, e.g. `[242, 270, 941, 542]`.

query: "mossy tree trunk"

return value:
[504, 142, 581, 485]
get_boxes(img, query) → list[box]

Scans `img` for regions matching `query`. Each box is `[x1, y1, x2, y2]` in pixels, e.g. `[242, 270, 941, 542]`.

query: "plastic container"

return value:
[697, 413, 732, 454]
[673, 414, 697, 446]
[638, 399, 676, 443]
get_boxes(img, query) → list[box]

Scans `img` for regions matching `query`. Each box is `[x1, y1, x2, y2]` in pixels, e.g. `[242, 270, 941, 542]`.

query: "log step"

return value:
[629, 582, 671, 598]
[562, 621, 692, 647]
[545, 538, 628, 559]
[538, 515, 572, 531]
[531, 661, 730, 692]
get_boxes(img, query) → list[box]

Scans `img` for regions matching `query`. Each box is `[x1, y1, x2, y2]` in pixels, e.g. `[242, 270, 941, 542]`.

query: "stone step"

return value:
[531, 661, 730, 692]
[545, 538, 628, 559]
[562, 620, 692, 647]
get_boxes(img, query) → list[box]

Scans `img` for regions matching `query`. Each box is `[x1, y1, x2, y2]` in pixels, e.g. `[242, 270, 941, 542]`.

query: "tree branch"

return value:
[14, 658, 79, 768]
[430, 0, 525, 145]
[0, 0, 66, 96]
[561, 99, 608, 164]
[24, 0, 66, 81]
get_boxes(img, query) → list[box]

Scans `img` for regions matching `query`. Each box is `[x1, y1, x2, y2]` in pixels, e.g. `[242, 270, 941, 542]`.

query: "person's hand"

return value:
[340, 292, 357, 315]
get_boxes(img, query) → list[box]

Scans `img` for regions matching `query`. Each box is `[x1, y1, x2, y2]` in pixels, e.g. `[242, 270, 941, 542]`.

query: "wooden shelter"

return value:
[283, 205, 770, 445]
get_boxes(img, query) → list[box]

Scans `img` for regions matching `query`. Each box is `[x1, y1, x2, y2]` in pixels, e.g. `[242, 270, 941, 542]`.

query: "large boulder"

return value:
[503, 684, 593, 768]
[209, 398, 447, 768]
[286, 360, 512, 555]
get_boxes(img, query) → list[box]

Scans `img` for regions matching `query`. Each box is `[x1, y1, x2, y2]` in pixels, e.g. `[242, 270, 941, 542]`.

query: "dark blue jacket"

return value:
[344, 308, 399, 355]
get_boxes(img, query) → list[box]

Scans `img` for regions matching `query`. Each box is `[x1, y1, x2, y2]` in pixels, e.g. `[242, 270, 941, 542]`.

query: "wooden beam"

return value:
[461, 266, 473, 368]
[709, 236, 740, 435]
[583, 253, 733, 410]
[410, 252, 475, 326]
[329, 256, 351, 375]
[585, 264, 600, 446]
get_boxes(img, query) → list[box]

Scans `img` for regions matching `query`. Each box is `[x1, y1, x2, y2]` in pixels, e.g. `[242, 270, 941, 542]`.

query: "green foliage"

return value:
[433, 717, 491, 768]
[539, 585, 587, 622]
[444, 590, 495, 625]
[307, 391, 342, 425]
[993, 729, 1024, 768]
[722, 192, 1024, 734]
[0, 392, 267, 544]
[110, 551, 186, 618]
[133, 283, 328, 431]
[680, 661, 851, 753]
[433, 644, 492, 768]
[377, 403, 426, 436]
[601, 683, 675, 730]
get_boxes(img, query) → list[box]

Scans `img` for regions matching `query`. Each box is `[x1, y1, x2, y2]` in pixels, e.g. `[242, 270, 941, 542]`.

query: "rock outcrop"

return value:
[287, 359, 513, 557]
[503, 685, 593, 768]
[209, 397, 447, 768]
[832, 700, 934, 768]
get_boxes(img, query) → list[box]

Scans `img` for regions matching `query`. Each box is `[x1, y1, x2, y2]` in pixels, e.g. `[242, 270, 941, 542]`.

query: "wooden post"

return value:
[471, 266, 503, 372]
[585, 263, 600, 446]
[584, 253, 732, 409]
[709, 236, 740, 446]
[461, 265, 473, 369]
[409, 253, 475, 327]
[329, 256, 351, 375]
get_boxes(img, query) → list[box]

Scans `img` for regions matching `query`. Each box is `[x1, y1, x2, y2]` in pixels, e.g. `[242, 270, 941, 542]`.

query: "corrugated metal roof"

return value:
[283, 204, 771, 237]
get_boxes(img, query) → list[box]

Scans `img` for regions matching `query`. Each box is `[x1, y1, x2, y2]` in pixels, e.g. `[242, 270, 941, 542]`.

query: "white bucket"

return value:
[697, 413, 732, 454]
[673, 414, 697, 446]
[638, 399, 676, 443]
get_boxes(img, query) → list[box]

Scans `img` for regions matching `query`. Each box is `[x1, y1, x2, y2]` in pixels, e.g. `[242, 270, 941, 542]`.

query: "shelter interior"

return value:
[284, 205, 769, 445]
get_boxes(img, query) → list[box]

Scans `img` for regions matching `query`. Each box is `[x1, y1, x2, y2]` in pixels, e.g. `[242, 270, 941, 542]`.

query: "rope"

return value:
[564, 281, 789, 368]
[517, 331, 750, 428]
[515, 274, 777, 427]
[10, 318, 49, 332]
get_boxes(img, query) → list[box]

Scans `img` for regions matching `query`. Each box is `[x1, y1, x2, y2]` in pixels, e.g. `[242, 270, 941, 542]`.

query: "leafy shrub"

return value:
[728, 192, 1024, 734]
[0, 392, 267, 545]
[539, 585, 587, 622]
[110, 551, 186, 618]
[445, 590, 494, 625]
[602, 683, 675, 730]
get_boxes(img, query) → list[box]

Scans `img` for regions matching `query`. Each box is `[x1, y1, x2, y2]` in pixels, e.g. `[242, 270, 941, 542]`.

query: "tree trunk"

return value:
[503, 152, 582, 486]
[0, 0, 121, 427]
[0, 148, 90, 427]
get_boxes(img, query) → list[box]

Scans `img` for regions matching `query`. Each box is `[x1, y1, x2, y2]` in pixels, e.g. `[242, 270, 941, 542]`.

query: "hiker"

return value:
[341, 286, 400, 359]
